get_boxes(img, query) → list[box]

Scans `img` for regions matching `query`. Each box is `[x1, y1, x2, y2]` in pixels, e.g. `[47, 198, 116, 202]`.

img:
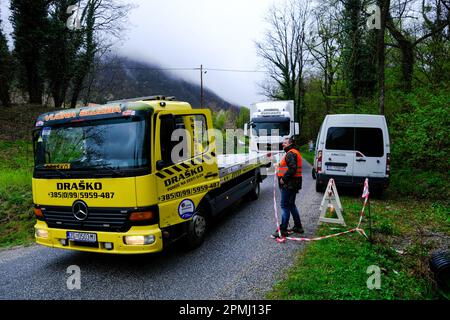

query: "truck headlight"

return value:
[124, 235, 155, 245]
[35, 229, 48, 239]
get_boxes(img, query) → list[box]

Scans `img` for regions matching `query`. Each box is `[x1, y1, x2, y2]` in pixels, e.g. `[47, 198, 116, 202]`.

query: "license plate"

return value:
[67, 232, 97, 243]
[327, 165, 346, 172]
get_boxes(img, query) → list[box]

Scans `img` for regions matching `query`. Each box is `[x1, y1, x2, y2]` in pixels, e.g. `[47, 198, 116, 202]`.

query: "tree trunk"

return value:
[70, 76, 84, 108]
[0, 85, 11, 108]
[386, 11, 414, 92]
[71, 0, 96, 108]
[377, 0, 390, 114]
[28, 63, 43, 105]
[0, 27, 11, 107]
[52, 86, 64, 109]
[401, 41, 414, 92]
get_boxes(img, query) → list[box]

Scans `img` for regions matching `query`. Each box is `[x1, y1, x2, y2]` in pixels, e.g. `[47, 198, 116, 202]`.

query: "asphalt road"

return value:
[0, 161, 322, 300]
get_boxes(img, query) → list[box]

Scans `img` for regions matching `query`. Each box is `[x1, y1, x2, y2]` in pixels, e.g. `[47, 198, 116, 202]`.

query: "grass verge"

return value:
[0, 140, 35, 248]
[267, 193, 449, 299]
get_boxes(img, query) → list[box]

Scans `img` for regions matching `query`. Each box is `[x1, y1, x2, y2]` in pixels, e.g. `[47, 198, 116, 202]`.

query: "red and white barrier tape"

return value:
[272, 171, 370, 243]
[273, 168, 283, 240]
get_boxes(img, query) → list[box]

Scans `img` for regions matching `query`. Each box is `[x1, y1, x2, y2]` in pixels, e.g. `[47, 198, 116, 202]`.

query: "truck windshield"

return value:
[33, 117, 149, 172]
[252, 122, 290, 136]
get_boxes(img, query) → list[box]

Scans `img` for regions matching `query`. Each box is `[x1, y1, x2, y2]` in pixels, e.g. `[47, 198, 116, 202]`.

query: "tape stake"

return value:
[272, 176, 371, 243]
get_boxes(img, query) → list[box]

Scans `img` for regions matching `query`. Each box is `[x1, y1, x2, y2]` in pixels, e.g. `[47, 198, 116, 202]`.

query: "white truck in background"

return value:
[244, 100, 299, 155]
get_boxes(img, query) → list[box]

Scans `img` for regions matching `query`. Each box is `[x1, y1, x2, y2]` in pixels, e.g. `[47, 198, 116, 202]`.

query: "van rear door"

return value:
[353, 127, 386, 178]
[323, 127, 355, 184]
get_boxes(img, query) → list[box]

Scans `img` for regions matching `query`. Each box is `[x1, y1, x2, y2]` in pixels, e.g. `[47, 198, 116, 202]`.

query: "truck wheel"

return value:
[316, 180, 325, 193]
[185, 211, 207, 249]
[247, 180, 261, 201]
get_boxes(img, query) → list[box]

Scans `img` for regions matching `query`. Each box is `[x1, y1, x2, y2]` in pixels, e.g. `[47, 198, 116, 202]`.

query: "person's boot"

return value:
[272, 229, 288, 238]
[291, 225, 304, 234]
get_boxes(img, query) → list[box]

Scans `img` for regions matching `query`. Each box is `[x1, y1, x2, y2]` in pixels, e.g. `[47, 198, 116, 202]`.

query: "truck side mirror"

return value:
[295, 123, 300, 135]
[244, 123, 248, 136]
[156, 160, 169, 171]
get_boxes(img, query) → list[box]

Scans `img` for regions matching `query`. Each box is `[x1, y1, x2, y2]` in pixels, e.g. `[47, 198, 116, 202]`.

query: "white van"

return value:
[312, 114, 390, 194]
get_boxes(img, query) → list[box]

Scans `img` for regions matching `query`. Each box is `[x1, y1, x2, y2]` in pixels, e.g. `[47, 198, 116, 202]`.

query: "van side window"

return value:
[325, 127, 354, 151]
[355, 128, 383, 157]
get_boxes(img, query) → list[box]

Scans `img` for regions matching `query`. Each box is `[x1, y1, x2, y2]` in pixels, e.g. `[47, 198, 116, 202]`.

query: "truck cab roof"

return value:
[35, 99, 193, 127]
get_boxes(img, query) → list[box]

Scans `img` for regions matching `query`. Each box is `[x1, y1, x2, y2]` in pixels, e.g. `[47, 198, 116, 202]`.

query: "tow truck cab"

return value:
[33, 97, 270, 254]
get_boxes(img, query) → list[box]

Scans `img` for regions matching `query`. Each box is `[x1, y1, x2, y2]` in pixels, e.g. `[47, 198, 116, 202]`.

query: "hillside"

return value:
[85, 56, 240, 114]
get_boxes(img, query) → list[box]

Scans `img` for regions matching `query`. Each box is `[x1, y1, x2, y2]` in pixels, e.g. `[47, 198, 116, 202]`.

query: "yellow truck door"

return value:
[154, 110, 220, 228]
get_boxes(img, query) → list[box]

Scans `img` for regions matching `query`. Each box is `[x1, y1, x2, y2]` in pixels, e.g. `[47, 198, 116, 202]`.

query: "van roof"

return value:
[324, 114, 386, 126]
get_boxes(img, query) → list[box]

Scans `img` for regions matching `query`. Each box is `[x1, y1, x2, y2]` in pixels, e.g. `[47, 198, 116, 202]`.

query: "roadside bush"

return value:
[388, 169, 449, 200]
[389, 89, 449, 172]
[387, 89, 450, 199]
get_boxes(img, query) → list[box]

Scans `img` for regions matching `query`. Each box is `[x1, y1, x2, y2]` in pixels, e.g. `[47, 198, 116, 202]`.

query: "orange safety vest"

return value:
[277, 149, 302, 177]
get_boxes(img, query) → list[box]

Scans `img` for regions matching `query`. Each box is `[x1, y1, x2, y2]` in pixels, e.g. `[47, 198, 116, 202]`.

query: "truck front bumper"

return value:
[34, 220, 163, 254]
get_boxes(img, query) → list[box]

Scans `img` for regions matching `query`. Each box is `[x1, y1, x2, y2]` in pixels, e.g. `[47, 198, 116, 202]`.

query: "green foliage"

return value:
[10, 0, 50, 104]
[235, 106, 250, 130]
[383, 87, 450, 199]
[389, 169, 449, 200]
[390, 89, 449, 172]
[44, 0, 82, 108]
[212, 109, 228, 132]
[298, 144, 314, 165]
[0, 140, 34, 248]
[340, 0, 377, 102]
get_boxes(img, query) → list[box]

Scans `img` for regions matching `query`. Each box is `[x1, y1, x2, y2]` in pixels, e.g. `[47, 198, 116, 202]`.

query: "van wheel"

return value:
[185, 210, 207, 249]
[316, 180, 325, 193]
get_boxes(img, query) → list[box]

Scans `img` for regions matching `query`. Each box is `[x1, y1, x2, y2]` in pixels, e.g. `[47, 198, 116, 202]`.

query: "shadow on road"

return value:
[49, 199, 257, 269]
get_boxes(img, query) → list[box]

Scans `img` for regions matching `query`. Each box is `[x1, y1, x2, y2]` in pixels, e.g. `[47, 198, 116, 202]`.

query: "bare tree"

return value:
[70, 0, 134, 108]
[307, 1, 342, 114]
[386, 0, 450, 92]
[256, 0, 311, 127]
[418, 0, 450, 86]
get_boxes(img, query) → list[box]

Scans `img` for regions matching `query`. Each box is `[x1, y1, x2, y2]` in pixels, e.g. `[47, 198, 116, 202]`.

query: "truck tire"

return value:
[316, 179, 325, 193]
[185, 210, 207, 249]
[247, 180, 261, 201]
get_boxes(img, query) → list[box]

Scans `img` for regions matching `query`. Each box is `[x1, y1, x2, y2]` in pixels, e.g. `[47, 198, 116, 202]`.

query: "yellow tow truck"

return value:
[32, 96, 271, 254]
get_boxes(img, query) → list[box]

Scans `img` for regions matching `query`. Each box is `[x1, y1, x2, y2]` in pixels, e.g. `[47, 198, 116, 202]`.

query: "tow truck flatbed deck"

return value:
[217, 152, 271, 182]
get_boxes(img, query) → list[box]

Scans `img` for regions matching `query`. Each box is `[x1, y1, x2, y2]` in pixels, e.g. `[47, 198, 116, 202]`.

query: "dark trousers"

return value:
[280, 188, 302, 231]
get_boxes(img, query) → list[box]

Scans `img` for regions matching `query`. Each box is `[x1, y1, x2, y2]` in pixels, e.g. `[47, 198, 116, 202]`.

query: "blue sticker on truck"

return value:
[178, 199, 195, 220]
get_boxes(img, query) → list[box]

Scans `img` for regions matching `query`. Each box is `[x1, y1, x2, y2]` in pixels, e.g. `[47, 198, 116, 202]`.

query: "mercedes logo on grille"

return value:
[72, 200, 88, 221]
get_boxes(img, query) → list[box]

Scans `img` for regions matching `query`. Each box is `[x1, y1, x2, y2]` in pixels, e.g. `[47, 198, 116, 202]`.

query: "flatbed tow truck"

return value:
[32, 96, 271, 254]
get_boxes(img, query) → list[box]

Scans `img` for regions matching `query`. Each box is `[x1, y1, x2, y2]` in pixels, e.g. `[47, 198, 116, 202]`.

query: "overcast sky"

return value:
[0, 0, 281, 107]
[118, 0, 279, 107]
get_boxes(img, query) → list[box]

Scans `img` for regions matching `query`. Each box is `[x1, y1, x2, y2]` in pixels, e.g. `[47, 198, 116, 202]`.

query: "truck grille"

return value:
[42, 206, 130, 232]
[257, 143, 283, 152]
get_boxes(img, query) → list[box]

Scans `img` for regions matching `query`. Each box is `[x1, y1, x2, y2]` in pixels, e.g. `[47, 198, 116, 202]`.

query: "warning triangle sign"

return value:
[319, 178, 346, 226]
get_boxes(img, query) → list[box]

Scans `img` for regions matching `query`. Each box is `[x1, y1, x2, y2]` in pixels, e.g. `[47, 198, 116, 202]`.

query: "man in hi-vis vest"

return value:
[272, 137, 304, 238]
